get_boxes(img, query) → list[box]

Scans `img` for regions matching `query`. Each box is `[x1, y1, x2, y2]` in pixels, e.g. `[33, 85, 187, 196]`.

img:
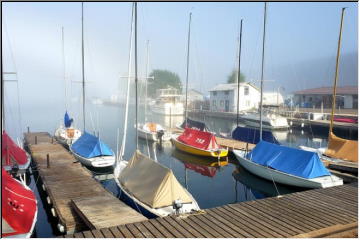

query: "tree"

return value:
[227, 70, 246, 84]
[148, 70, 182, 97]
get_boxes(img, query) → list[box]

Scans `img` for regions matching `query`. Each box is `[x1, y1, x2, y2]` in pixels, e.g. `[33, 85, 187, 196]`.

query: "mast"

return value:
[329, 8, 346, 134]
[2, 58, 4, 131]
[61, 26, 68, 111]
[145, 40, 150, 122]
[236, 19, 243, 127]
[134, 2, 139, 149]
[259, 2, 267, 141]
[81, 2, 86, 131]
[119, 3, 135, 159]
[184, 12, 192, 127]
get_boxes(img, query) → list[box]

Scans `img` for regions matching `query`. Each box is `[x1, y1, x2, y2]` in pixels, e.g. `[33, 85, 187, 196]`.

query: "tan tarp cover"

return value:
[325, 132, 358, 162]
[118, 150, 193, 208]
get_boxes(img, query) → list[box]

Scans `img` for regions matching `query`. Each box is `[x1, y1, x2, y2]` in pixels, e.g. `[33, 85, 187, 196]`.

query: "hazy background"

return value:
[2, 2, 358, 137]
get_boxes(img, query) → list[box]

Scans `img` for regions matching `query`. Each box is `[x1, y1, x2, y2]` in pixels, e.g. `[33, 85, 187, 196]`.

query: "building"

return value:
[209, 83, 260, 112]
[293, 86, 358, 109]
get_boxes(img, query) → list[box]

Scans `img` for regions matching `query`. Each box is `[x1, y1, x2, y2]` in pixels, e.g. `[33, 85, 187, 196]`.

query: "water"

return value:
[12, 102, 337, 237]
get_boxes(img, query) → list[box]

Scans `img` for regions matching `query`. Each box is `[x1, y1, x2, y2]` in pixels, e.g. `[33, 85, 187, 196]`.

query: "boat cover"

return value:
[2, 168, 37, 237]
[118, 150, 193, 208]
[325, 132, 358, 162]
[180, 118, 209, 132]
[2, 131, 28, 166]
[71, 131, 113, 158]
[247, 141, 330, 179]
[178, 128, 219, 150]
[232, 126, 280, 144]
[64, 111, 73, 128]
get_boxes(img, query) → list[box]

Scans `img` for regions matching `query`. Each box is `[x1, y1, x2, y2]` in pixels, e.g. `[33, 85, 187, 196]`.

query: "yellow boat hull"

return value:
[171, 138, 228, 158]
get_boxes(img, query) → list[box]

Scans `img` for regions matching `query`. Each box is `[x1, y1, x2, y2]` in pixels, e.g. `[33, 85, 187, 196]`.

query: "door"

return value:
[225, 100, 229, 112]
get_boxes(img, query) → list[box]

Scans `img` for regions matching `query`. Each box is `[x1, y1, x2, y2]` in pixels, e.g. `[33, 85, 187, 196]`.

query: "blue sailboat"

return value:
[70, 132, 115, 167]
[69, 3, 115, 168]
[233, 3, 342, 189]
[232, 126, 279, 145]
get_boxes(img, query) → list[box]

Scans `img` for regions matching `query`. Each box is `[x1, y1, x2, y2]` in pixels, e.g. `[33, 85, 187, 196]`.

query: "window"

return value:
[220, 100, 224, 106]
[246, 100, 250, 106]
[244, 86, 249, 96]
[212, 100, 216, 106]
[213, 91, 217, 96]
[224, 90, 229, 95]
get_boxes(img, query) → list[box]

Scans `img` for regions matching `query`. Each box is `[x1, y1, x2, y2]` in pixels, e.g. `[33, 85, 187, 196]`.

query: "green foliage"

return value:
[148, 70, 182, 97]
[227, 70, 246, 84]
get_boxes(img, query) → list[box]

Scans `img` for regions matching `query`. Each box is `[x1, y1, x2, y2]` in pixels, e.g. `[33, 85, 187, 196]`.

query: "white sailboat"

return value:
[114, 3, 200, 218]
[233, 3, 342, 189]
[137, 40, 171, 142]
[150, 87, 184, 115]
[54, 27, 82, 147]
[69, 3, 115, 168]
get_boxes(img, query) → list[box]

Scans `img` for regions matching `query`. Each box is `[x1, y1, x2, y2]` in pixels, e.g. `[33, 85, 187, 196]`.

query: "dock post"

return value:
[51, 137, 53, 144]
[35, 136, 37, 144]
[27, 127, 30, 133]
[47, 154, 50, 168]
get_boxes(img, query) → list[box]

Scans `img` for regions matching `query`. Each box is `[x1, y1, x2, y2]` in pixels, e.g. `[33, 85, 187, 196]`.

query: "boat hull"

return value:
[150, 104, 184, 115]
[233, 150, 343, 188]
[54, 126, 82, 147]
[171, 137, 228, 158]
[70, 148, 115, 168]
[137, 128, 171, 142]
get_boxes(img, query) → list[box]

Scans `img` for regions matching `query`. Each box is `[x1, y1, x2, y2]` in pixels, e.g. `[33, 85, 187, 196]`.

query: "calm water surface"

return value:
[13, 102, 333, 237]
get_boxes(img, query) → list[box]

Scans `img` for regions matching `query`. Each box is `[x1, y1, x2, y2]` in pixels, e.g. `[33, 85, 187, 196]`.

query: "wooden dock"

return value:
[63, 183, 358, 238]
[24, 132, 146, 234]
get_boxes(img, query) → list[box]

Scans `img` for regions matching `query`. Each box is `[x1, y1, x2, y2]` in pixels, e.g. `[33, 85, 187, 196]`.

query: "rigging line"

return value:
[236, 19, 243, 127]
[120, 3, 135, 159]
[135, 2, 139, 149]
[81, 2, 86, 132]
[61, 26, 68, 111]
[259, 2, 267, 141]
[184, 12, 192, 126]
[4, 20, 23, 136]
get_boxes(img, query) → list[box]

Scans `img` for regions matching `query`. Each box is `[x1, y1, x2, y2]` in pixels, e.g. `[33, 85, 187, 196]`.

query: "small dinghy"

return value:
[54, 111, 82, 147]
[137, 122, 171, 142]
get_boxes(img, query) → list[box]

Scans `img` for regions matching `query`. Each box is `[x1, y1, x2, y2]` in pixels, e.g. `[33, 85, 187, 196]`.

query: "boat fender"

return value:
[46, 196, 52, 205]
[42, 184, 46, 191]
[51, 208, 57, 217]
[57, 223, 65, 233]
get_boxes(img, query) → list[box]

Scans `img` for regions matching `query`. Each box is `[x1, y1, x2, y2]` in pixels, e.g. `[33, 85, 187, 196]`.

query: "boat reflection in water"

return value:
[232, 164, 304, 202]
[172, 149, 228, 178]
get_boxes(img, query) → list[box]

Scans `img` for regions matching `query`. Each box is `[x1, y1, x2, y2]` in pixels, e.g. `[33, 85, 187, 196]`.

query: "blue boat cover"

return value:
[246, 141, 330, 179]
[71, 131, 114, 158]
[232, 126, 279, 144]
[64, 111, 73, 128]
[180, 118, 209, 132]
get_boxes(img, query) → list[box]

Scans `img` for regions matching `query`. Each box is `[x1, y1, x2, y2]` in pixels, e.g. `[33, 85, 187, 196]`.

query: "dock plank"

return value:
[63, 177, 357, 238]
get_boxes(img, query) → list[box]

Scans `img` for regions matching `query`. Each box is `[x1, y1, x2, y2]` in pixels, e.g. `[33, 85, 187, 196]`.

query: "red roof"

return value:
[294, 86, 358, 95]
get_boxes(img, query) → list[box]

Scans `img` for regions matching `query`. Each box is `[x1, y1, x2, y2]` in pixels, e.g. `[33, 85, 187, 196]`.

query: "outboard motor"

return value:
[172, 199, 183, 215]
[10, 164, 19, 178]
[156, 130, 165, 145]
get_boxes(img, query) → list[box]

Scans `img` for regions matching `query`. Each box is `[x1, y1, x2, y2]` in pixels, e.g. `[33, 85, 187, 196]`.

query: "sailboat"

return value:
[2, 51, 31, 173]
[114, 3, 200, 218]
[54, 27, 82, 147]
[171, 12, 228, 158]
[231, 19, 280, 145]
[1, 168, 37, 238]
[137, 40, 172, 142]
[300, 8, 358, 163]
[233, 3, 343, 189]
[69, 3, 115, 168]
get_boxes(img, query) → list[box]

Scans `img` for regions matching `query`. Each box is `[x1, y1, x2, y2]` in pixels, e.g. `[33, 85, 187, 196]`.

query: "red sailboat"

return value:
[1, 168, 38, 238]
[2, 130, 31, 171]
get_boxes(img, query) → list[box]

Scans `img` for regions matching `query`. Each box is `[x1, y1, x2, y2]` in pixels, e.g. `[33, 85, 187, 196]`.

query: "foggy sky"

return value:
[2, 2, 358, 106]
